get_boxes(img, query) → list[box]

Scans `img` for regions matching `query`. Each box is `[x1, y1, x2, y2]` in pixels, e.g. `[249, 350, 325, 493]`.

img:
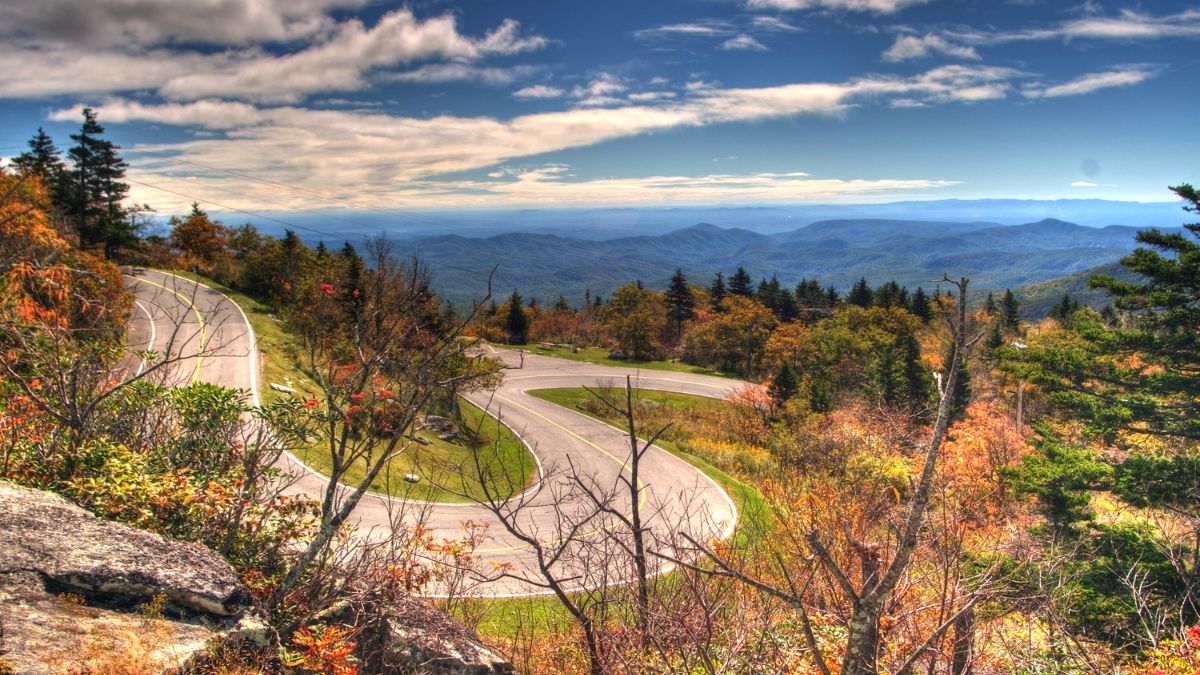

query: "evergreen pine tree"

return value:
[769, 363, 800, 409]
[909, 286, 932, 323]
[1002, 288, 1021, 331]
[505, 290, 530, 345]
[984, 292, 998, 315]
[664, 268, 697, 338]
[986, 320, 1004, 351]
[710, 272, 726, 309]
[12, 128, 65, 184]
[848, 277, 873, 307]
[825, 286, 840, 306]
[943, 340, 971, 424]
[67, 108, 131, 256]
[729, 266, 753, 296]
[900, 333, 932, 414]
[553, 295, 571, 313]
[777, 287, 798, 322]
[873, 280, 902, 308]
[340, 241, 364, 321]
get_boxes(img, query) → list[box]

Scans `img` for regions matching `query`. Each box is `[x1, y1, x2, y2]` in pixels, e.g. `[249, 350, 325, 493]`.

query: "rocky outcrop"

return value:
[0, 481, 258, 674]
[315, 596, 515, 674]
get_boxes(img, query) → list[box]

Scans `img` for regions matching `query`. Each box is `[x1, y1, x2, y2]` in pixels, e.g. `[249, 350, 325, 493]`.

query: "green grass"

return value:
[169, 270, 318, 406]
[493, 342, 738, 379]
[171, 270, 536, 503]
[292, 400, 536, 503]
[526, 387, 768, 528]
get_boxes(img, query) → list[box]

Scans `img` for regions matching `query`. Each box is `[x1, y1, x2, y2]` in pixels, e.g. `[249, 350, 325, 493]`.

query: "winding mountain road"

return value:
[125, 270, 741, 596]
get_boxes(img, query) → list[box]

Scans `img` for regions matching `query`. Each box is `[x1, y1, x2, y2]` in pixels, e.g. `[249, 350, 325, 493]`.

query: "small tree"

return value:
[504, 290, 530, 345]
[710, 271, 727, 310]
[664, 268, 696, 340]
[769, 362, 799, 409]
[728, 266, 753, 297]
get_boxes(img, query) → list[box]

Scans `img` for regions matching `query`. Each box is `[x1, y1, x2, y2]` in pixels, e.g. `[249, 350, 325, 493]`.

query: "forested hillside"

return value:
[400, 218, 1171, 305]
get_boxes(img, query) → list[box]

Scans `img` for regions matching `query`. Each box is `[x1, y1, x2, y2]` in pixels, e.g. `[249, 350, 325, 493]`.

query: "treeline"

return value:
[473, 268, 1032, 421]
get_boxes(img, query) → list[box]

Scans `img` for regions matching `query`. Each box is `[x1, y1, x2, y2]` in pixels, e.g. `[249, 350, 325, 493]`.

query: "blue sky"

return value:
[0, 0, 1197, 216]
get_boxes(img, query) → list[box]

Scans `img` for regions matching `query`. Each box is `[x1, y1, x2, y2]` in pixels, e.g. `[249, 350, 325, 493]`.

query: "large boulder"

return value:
[0, 481, 257, 674]
[316, 595, 515, 674]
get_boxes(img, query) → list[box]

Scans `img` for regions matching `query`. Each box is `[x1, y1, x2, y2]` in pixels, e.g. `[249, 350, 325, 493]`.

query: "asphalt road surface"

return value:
[126, 270, 741, 597]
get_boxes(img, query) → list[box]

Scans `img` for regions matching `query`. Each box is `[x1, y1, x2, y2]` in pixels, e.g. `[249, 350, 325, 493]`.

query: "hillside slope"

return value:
[403, 218, 1175, 305]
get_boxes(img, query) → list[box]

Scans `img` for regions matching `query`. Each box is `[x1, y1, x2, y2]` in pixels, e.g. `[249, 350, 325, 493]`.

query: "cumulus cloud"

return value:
[49, 98, 263, 129]
[1023, 66, 1156, 98]
[721, 34, 769, 51]
[158, 11, 548, 102]
[570, 73, 629, 106]
[746, 0, 928, 14]
[882, 34, 980, 62]
[0, 9, 549, 103]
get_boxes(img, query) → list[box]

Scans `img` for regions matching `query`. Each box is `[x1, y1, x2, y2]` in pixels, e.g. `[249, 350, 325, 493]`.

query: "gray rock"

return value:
[0, 481, 250, 616]
[0, 481, 258, 674]
[316, 595, 515, 674]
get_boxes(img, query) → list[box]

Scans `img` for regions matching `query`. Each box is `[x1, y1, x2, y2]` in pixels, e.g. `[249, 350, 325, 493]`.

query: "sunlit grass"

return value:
[293, 400, 536, 503]
[491, 342, 738, 379]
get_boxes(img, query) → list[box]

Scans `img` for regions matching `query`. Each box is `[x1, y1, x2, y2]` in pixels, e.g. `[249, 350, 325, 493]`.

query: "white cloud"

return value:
[1070, 181, 1117, 188]
[1024, 66, 1156, 98]
[0, 9, 549, 103]
[635, 21, 731, 39]
[721, 34, 769, 51]
[750, 16, 802, 32]
[64, 64, 1017, 211]
[440, 169, 957, 207]
[746, 0, 928, 14]
[514, 85, 565, 99]
[49, 98, 263, 129]
[0, 0, 367, 48]
[628, 91, 677, 102]
[158, 11, 548, 102]
[385, 64, 543, 86]
[950, 9, 1200, 45]
[882, 34, 980, 62]
[570, 73, 628, 105]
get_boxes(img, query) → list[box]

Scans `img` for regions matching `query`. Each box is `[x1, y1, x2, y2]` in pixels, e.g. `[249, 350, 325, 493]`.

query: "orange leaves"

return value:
[282, 624, 359, 675]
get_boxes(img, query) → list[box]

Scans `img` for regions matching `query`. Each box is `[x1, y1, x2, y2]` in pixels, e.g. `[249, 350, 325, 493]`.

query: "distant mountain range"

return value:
[395, 218, 1175, 306]
[252, 198, 1185, 241]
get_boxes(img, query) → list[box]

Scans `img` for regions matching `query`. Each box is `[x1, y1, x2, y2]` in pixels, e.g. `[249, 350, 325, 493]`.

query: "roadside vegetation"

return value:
[493, 342, 736, 378]
[292, 399, 535, 503]
[6, 111, 1200, 673]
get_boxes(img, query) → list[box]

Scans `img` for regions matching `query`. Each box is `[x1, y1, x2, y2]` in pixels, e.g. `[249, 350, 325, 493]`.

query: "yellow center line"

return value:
[469, 392, 648, 554]
[126, 275, 207, 383]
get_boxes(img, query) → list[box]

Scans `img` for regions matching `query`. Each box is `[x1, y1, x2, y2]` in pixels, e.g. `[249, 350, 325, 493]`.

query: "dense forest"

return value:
[4, 112, 1200, 674]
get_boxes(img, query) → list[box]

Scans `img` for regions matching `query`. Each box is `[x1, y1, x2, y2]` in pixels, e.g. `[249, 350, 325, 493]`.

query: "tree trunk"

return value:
[841, 603, 881, 675]
[951, 604, 976, 675]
